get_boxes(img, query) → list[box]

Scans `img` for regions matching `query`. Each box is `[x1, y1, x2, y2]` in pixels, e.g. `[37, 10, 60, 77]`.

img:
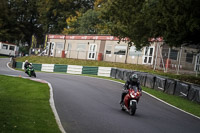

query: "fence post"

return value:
[177, 46, 183, 75]
[54, 49, 56, 57]
[166, 47, 171, 73]
[137, 54, 139, 65]
[195, 55, 198, 77]
[154, 42, 158, 70]
[86, 51, 88, 60]
[77, 51, 79, 59]
[195, 54, 200, 77]
[158, 44, 166, 72]
[95, 52, 97, 60]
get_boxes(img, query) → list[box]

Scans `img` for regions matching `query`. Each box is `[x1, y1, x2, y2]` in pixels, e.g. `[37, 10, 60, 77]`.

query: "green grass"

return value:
[0, 75, 61, 133]
[142, 87, 200, 117]
[14, 56, 200, 117]
[0, 55, 9, 58]
[2, 69, 199, 133]
[15, 56, 200, 85]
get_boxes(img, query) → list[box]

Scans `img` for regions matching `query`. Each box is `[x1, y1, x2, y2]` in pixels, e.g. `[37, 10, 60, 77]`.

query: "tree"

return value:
[63, 1, 110, 35]
[155, 0, 200, 46]
[0, 0, 41, 46]
[62, 11, 82, 34]
[0, 0, 10, 41]
[101, 0, 200, 48]
[0, 0, 21, 43]
[101, 0, 150, 49]
[37, 0, 96, 34]
[0, 0, 96, 47]
[94, 0, 107, 9]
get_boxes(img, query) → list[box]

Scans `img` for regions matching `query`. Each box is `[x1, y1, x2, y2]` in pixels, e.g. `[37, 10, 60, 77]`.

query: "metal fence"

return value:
[52, 47, 200, 76]
[154, 47, 200, 75]
[54, 49, 144, 64]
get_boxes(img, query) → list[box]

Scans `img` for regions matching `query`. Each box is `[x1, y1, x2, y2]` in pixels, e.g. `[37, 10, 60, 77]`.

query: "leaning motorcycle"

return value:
[120, 85, 142, 115]
[26, 65, 36, 77]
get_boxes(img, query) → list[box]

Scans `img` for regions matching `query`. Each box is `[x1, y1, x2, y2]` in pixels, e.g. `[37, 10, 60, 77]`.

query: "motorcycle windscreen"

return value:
[129, 85, 138, 92]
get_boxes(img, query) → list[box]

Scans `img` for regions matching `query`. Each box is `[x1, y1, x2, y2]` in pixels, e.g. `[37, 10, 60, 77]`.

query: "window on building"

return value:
[56, 43, 64, 49]
[77, 44, 86, 51]
[129, 46, 142, 56]
[114, 45, 127, 55]
[170, 49, 178, 60]
[9, 46, 15, 51]
[2, 44, 8, 49]
[186, 53, 193, 63]
[149, 47, 153, 56]
[106, 45, 112, 54]
[143, 47, 154, 64]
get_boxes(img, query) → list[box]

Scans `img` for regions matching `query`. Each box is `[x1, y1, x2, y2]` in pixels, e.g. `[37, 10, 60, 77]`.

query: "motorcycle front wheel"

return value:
[33, 71, 36, 77]
[129, 102, 136, 115]
[28, 72, 31, 77]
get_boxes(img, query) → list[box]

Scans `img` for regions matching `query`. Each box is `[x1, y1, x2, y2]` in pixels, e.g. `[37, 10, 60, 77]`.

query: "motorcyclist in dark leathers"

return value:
[120, 74, 142, 104]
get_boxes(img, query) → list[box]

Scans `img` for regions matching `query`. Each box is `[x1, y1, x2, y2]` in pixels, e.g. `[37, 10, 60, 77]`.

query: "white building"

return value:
[0, 42, 19, 57]
[46, 34, 161, 66]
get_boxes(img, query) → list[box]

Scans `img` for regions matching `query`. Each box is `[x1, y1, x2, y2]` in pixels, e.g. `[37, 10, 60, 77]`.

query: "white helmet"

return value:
[130, 74, 138, 82]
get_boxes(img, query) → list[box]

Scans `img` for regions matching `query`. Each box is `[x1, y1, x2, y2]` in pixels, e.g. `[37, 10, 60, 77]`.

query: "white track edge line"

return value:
[71, 75, 200, 120]
[2, 74, 66, 133]
[7, 62, 18, 71]
[5, 63, 67, 133]
[46, 81, 66, 133]
[6, 62, 200, 120]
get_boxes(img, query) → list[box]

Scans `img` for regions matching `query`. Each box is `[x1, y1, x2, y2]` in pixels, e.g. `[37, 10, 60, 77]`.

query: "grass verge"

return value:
[0, 56, 9, 58]
[15, 56, 200, 85]
[0, 75, 61, 133]
[13, 66, 200, 118]
[142, 87, 200, 117]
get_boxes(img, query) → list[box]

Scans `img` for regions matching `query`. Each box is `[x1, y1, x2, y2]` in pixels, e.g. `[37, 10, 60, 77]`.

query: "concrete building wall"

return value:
[48, 38, 65, 57]
[104, 40, 128, 63]
[63, 39, 102, 60]
[47, 35, 158, 66]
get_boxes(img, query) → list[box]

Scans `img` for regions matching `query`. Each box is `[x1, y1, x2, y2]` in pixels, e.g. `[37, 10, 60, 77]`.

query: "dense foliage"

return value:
[0, 0, 95, 46]
[0, 0, 199, 49]
[101, 0, 200, 48]
[63, 9, 110, 34]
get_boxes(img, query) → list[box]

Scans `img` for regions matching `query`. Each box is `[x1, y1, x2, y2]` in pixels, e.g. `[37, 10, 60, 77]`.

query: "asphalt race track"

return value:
[0, 58, 200, 133]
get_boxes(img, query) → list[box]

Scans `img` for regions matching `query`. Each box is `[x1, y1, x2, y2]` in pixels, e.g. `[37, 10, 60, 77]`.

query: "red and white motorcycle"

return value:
[120, 85, 142, 115]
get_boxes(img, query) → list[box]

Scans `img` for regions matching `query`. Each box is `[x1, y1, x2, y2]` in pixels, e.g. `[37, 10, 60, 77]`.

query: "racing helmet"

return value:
[129, 74, 138, 82]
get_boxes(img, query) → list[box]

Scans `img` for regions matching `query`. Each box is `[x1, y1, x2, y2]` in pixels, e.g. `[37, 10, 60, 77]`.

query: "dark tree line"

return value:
[0, 0, 199, 49]
[0, 0, 95, 47]
[100, 0, 200, 49]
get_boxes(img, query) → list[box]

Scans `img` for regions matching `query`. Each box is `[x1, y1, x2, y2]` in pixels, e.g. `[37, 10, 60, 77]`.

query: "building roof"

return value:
[47, 34, 129, 41]
[0, 42, 17, 46]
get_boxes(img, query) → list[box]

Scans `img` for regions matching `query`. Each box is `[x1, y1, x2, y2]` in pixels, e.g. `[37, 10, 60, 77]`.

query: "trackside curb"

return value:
[6, 61, 200, 124]
[2, 74, 66, 133]
[47, 81, 66, 133]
